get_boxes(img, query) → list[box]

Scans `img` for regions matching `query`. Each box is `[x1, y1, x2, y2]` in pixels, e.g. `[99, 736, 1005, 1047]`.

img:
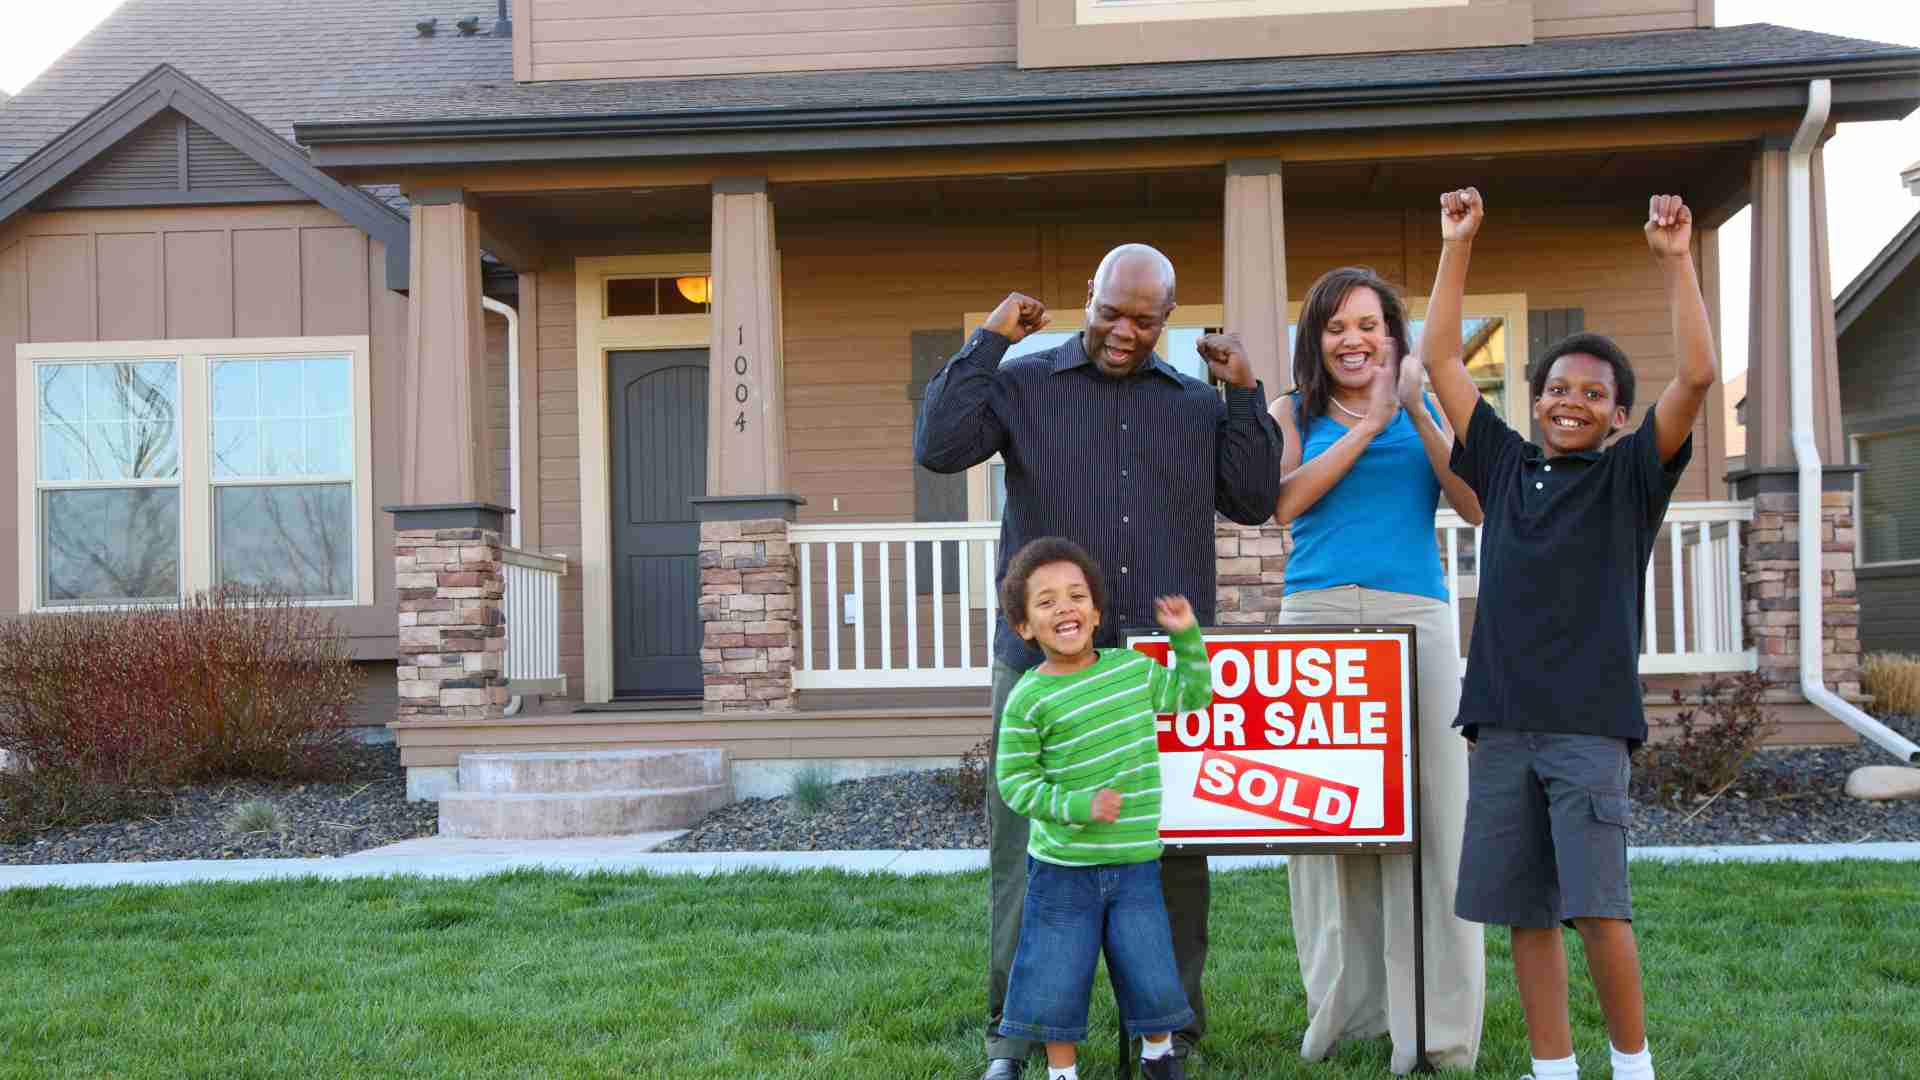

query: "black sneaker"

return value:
[1140, 1055, 1187, 1080]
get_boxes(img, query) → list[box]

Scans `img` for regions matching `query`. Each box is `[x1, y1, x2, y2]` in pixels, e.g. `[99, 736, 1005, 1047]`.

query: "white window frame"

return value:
[16, 336, 375, 611]
[1852, 425, 1920, 570]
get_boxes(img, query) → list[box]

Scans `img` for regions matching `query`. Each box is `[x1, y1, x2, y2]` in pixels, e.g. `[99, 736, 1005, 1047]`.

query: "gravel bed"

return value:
[662, 737, 1920, 853]
[0, 744, 436, 865]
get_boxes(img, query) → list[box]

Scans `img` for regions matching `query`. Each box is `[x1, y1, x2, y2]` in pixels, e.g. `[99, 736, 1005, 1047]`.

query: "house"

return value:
[3, 0, 1916, 800]
[1836, 182, 1920, 657]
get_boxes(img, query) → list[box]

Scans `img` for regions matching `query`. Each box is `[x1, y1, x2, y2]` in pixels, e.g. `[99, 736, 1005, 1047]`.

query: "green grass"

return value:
[0, 861, 1914, 1079]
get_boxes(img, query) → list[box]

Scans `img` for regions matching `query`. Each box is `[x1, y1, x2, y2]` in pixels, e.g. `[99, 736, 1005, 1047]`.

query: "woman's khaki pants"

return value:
[1279, 585, 1484, 1074]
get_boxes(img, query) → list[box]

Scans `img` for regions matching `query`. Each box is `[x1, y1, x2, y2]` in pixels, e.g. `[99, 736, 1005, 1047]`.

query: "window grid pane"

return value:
[36, 361, 180, 482]
[209, 356, 352, 480]
[41, 487, 181, 605]
[214, 483, 354, 601]
[1860, 430, 1920, 565]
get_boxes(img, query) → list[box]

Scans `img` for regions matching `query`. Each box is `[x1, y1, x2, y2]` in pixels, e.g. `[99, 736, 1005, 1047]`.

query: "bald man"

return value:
[916, 244, 1283, 1078]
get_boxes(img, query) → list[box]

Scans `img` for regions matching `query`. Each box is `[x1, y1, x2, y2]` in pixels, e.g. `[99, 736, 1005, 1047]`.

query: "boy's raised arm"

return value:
[1420, 188, 1488, 443]
[1646, 195, 1718, 463]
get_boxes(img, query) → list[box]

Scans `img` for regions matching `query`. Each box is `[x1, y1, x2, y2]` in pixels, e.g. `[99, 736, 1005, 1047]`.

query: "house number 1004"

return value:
[734, 326, 750, 432]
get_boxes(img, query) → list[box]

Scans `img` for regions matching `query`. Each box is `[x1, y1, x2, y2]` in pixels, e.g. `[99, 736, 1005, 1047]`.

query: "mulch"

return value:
[4, 719, 1916, 864]
[0, 743, 436, 866]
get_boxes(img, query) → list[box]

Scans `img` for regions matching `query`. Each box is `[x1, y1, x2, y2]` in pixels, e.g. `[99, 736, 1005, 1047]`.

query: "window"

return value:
[34, 360, 182, 605]
[1857, 427, 1920, 567]
[605, 275, 711, 318]
[18, 337, 373, 609]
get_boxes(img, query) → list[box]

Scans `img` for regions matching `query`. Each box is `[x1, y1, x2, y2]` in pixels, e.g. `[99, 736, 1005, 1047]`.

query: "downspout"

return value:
[480, 295, 522, 548]
[481, 294, 527, 717]
[1785, 79, 1919, 762]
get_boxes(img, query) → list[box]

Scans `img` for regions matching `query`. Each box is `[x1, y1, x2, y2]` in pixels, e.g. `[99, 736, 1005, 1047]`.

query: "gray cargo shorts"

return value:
[1454, 728, 1634, 928]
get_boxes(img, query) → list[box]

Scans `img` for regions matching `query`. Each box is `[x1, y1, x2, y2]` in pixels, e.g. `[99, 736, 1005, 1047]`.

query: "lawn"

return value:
[1, 862, 1914, 1079]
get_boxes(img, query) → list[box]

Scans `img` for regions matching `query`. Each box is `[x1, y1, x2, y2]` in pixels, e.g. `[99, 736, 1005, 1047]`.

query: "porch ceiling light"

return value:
[675, 276, 711, 305]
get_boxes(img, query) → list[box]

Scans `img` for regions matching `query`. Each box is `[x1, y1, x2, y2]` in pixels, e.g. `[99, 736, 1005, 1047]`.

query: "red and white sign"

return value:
[1127, 628, 1416, 850]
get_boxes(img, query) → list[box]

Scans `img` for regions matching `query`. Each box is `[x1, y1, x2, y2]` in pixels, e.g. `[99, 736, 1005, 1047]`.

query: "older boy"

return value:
[1420, 189, 1716, 1080]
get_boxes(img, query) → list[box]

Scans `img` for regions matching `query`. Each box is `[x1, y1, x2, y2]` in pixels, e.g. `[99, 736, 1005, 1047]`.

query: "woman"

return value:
[1268, 266, 1485, 1074]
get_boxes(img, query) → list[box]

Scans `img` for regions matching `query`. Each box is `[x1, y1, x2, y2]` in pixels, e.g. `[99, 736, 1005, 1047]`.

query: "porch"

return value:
[372, 121, 1870, 790]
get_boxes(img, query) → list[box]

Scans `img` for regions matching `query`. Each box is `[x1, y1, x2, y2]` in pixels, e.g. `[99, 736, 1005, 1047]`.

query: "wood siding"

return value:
[1839, 259, 1920, 656]
[523, 0, 1017, 82]
[519, 0, 1707, 82]
[0, 203, 408, 655]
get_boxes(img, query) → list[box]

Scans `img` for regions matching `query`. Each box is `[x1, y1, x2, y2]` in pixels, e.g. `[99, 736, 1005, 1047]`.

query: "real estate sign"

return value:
[1126, 626, 1419, 854]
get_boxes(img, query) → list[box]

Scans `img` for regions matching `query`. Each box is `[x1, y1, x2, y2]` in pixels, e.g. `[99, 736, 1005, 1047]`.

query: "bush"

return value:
[934, 738, 992, 812]
[1636, 672, 1780, 806]
[223, 799, 287, 836]
[0, 587, 363, 839]
[1863, 653, 1920, 719]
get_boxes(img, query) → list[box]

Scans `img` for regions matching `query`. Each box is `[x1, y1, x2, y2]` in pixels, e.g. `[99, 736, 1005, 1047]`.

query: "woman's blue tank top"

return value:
[1284, 396, 1449, 602]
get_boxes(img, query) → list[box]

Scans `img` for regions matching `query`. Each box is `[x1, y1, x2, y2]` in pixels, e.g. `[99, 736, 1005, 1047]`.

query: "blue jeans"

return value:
[999, 857, 1196, 1043]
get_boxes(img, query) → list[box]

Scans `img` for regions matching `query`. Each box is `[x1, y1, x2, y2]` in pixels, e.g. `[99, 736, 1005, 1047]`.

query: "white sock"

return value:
[1611, 1041, 1654, 1080]
[1141, 1036, 1173, 1061]
[1048, 1066, 1078, 1080]
[1531, 1052, 1579, 1079]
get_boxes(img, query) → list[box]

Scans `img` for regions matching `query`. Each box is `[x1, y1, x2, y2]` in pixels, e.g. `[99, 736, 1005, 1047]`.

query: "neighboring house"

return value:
[1836, 198, 1920, 656]
[1726, 370, 1748, 475]
[2, 0, 1915, 796]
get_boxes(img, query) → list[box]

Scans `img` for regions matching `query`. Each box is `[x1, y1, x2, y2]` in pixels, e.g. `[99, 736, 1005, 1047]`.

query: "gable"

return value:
[42, 108, 301, 209]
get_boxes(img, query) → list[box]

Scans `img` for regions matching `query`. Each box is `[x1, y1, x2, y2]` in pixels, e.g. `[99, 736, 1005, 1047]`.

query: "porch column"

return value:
[1735, 143, 1863, 701]
[1218, 159, 1290, 625]
[390, 189, 509, 725]
[1223, 158, 1290, 395]
[709, 177, 790, 496]
[400, 189, 491, 505]
[693, 496, 803, 712]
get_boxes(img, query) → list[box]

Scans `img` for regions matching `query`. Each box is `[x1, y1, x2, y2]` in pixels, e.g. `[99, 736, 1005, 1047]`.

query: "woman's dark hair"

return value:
[1528, 331, 1637, 413]
[1289, 267, 1413, 437]
[1000, 537, 1107, 630]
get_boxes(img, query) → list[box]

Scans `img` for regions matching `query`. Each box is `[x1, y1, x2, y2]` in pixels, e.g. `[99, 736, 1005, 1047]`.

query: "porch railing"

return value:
[791, 522, 999, 690]
[502, 546, 567, 696]
[790, 501, 1756, 691]
[1437, 500, 1756, 674]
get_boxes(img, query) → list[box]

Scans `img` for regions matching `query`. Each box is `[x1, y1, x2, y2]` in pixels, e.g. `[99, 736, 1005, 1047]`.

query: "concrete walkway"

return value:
[3, 837, 1917, 891]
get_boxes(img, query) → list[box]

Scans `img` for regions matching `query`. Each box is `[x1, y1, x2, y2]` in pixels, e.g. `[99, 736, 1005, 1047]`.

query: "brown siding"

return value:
[525, 0, 1015, 81]
[0, 204, 409, 657]
[534, 269, 587, 691]
[1533, 0, 1708, 39]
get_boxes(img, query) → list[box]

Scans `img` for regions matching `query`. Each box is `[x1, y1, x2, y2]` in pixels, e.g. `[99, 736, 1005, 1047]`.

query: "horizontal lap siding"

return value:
[0, 205, 406, 653]
[1533, 0, 1708, 39]
[527, 0, 1015, 81]
[533, 270, 587, 692]
[1838, 262, 1920, 656]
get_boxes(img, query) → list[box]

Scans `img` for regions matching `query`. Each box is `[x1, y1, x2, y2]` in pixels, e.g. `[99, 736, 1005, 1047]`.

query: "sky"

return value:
[2, 0, 1917, 382]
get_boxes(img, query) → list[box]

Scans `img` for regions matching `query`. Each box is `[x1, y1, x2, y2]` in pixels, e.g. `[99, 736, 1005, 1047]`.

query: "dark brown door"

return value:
[609, 349, 708, 699]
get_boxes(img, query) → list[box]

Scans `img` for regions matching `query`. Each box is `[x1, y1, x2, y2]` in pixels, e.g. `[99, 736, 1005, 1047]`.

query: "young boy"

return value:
[1419, 189, 1716, 1080]
[993, 536, 1215, 1080]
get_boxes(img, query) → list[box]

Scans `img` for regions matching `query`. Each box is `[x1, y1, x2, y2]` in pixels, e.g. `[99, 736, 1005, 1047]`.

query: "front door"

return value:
[609, 349, 708, 699]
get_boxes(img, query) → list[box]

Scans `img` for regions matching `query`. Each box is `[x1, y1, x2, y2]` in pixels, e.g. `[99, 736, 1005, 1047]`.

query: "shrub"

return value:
[1863, 653, 1920, 719]
[934, 738, 992, 812]
[788, 765, 835, 816]
[1636, 672, 1780, 805]
[0, 586, 363, 839]
[223, 799, 287, 836]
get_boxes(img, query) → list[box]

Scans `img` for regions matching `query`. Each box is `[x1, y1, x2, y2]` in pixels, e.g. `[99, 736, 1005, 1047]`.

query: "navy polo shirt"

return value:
[1448, 399, 1691, 747]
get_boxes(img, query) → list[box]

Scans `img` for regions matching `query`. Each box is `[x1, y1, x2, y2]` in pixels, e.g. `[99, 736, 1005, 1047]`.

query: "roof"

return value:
[1905, 158, 1920, 196]
[305, 22, 1920, 132]
[0, 64, 410, 288]
[1836, 208, 1920, 338]
[0, 0, 510, 178]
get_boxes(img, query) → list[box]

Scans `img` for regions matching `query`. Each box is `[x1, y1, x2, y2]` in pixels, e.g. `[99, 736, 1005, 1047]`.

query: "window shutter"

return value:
[909, 330, 965, 594]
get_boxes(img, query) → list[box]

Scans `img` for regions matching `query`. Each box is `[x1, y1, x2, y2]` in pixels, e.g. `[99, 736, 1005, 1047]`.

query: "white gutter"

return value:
[480, 295, 522, 549]
[1785, 79, 1920, 762]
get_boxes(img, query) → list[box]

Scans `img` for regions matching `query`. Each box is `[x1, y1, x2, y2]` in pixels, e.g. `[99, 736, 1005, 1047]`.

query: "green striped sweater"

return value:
[995, 625, 1213, 867]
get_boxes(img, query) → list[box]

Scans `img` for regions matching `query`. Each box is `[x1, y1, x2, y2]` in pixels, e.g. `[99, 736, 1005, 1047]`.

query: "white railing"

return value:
[791, 522, 999, 690]
[503, 547, 567, 696]
[790, 501, 1757, 691]
[1437, 499, 1757, 674]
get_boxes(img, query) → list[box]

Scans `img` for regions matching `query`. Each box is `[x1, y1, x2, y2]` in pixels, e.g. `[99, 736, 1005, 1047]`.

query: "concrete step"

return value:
[438, 785, 731, 839]
[456, 748, 727, 795]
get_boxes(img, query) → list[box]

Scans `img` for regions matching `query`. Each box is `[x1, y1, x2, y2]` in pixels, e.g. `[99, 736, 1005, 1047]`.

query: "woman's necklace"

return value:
[1331, 396, 1368, 420]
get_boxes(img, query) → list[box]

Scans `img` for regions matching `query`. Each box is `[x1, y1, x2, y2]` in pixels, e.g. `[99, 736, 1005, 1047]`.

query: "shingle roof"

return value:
[301, 22, 1919, 131]
[1836, 208, 1920, 337]
[0, 0, 510, 177]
